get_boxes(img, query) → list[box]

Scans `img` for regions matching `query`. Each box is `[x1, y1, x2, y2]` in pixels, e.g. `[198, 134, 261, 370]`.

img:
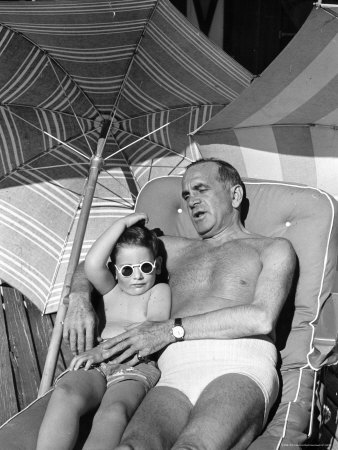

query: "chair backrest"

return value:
[135, 176, 338, 371]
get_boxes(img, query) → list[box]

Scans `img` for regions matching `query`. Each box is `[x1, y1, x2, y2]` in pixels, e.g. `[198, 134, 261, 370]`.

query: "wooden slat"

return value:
[25, 300, 72, 381]
[0, 288, 18, 424]
[3, 287, 40, 410]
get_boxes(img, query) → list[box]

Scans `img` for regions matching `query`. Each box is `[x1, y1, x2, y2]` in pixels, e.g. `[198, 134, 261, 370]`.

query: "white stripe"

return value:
[0, 200, 64, 243]
[238, 32, 338, 127]
[311, 126, 338, 197]
[235, 128, 283, 180]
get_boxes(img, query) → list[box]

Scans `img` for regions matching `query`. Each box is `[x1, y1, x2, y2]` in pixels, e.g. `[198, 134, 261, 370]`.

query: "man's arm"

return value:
[98, 238, 296, 362]
[63, 261, 97, 355]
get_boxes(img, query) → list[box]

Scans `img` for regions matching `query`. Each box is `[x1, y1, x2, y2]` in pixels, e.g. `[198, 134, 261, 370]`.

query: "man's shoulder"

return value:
[160, 234, 199, 250]
[237, 234, 296, 261]
[260, 236, 297, 268]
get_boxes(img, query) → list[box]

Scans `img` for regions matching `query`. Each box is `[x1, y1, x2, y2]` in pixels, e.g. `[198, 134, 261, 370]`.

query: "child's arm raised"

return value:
[84, 212, 148, 295]
[146, 283, 171, 321]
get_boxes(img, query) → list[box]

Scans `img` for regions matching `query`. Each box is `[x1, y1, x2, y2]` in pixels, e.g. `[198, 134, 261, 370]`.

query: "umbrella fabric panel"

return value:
[0, 0, 143, 116]
[0, 0, 251, 120]
[0, 149, 136, 313]
[116, 0, 252, 117]
[195, 6, 338, 198]
[115, 105, 224, 187]
[0, 167, 82, 313]
[0, 106, 95, 179]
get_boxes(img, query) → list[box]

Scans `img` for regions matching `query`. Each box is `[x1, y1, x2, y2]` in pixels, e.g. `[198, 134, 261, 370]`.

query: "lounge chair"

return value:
[0, 175, 337, 449]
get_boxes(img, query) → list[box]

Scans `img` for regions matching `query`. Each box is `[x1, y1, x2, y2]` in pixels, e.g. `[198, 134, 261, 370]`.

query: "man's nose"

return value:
[188, 195, 201, 208]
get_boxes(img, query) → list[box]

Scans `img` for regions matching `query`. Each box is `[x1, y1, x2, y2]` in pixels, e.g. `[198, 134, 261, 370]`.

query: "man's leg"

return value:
[116, 386, 192, 450]
[172, 373, 265, 450]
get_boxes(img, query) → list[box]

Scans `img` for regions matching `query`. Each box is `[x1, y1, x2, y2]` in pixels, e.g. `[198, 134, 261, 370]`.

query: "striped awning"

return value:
[0, 0, 251, 313]
[195, 5, 338, 199]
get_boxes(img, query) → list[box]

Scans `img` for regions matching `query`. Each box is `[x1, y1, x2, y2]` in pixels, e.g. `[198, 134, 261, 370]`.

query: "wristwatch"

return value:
[171, 318, 185, 341]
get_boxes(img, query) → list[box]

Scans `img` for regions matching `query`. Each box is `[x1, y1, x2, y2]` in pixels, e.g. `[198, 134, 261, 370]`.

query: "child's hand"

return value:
[69, 345, 106, 371]
[124, 212, 148, 228]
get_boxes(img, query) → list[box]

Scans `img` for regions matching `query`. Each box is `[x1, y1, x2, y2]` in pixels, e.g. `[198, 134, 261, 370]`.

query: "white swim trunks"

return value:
[157, 338, 279, 425]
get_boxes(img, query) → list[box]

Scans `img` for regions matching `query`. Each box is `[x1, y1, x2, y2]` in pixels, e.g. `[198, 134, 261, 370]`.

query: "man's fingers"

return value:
[101, 339, 130, 359]
[127, 354, 140, 367]
[69, 329, 78, 355]
[101, 333, 128, 349]
[77, 331, 85, 354]
[63, 326, 70, 346]
[85, 327, 95, 351]
[111, 347, 137, 365]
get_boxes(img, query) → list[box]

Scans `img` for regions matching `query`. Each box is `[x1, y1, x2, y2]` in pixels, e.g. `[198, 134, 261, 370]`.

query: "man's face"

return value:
[182, 162, 235, 238]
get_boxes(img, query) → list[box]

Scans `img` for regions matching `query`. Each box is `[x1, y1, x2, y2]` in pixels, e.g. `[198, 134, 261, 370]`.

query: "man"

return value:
[64, 159, 296, 449]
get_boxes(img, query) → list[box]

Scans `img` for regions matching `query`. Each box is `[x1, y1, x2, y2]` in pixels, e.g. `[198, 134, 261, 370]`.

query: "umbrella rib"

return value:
[2, 102, 99, 124]
[47, 61, 95, 156]
[3, 105, 91, 160]
[112, 104, 226, 123]
[111, 126, 195, 163]
[99, 167, 137, 203]
[22, 162, 89, 171]
[106, 107, 201, 162]
[108, 0, 161, 125]
[93, 1, 161, 159]
[195, 122, 338, 135]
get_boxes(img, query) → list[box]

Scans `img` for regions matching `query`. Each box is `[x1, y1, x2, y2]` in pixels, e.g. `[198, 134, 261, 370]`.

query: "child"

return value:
[36, 212, 171, 450]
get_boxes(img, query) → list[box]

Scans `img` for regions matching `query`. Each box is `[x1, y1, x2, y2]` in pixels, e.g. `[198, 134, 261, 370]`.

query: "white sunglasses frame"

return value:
[114, 260, 156, 278]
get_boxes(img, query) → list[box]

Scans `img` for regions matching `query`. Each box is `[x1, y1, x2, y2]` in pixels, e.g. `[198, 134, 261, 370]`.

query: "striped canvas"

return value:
[195, 5, 338, 199]
[0, 0, 251, 313]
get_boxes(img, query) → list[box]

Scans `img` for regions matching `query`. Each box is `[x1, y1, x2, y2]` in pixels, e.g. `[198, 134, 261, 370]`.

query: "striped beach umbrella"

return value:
[0, 0, 252, 317]
[194, 4, 338, 199]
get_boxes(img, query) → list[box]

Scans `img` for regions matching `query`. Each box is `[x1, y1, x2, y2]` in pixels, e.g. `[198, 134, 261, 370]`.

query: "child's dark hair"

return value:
[110, 224, 159, 264]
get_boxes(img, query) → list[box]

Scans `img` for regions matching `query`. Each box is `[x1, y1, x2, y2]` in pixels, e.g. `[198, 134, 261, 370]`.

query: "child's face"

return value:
[115, 245, 159, 296]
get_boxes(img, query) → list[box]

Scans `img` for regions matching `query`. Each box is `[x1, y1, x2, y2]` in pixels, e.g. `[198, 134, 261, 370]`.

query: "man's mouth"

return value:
[192, 210, 206, 220]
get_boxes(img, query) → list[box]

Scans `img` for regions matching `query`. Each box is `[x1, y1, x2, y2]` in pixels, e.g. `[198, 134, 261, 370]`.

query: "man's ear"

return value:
[231, 184, 243, 208]
[155, 256, 162, 274]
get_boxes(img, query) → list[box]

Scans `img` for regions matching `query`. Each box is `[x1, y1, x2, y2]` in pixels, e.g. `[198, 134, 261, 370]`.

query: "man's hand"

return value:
[63, 291, 98, 355]
[100, 320, 173, 365]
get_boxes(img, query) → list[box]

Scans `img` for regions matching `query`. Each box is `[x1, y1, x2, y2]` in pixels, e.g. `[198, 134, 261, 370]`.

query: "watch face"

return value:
[173, 325, 184, 339]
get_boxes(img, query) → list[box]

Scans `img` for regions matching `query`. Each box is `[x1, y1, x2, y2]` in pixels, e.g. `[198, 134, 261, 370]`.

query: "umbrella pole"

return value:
[38, 137, 107, 395]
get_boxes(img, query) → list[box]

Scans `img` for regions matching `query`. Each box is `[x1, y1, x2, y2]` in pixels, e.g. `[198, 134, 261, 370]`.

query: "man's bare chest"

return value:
[167, 240, 262, 302]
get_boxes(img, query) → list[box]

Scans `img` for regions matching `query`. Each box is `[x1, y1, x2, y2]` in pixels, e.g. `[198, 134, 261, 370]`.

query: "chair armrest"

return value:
[309, 293, 338, 369]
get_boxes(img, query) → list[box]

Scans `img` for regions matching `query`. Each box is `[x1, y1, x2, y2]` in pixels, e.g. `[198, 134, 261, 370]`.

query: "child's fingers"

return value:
[69, 356, 81, 371]
[84, 359, 93, 371]
[72, 355, 87, 370]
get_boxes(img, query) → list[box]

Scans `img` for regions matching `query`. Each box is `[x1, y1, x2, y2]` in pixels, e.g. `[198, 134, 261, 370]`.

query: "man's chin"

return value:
[193, 221, 213, 238]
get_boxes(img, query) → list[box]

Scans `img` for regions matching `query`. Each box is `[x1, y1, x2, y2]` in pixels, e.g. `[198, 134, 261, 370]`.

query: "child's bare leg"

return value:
[36, 369, 106, 450]
[83, 380, 147, 450]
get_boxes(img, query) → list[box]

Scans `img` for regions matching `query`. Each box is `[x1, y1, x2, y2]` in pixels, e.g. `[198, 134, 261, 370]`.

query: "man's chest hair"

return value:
[168, 239, 262, 289]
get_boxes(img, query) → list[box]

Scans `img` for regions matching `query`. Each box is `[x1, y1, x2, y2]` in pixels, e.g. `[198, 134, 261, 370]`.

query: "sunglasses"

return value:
[114, 261, 156, 278]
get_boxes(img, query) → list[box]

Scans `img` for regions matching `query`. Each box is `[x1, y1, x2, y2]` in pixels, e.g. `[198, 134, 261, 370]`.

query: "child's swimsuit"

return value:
[56, 360, 160, 393]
